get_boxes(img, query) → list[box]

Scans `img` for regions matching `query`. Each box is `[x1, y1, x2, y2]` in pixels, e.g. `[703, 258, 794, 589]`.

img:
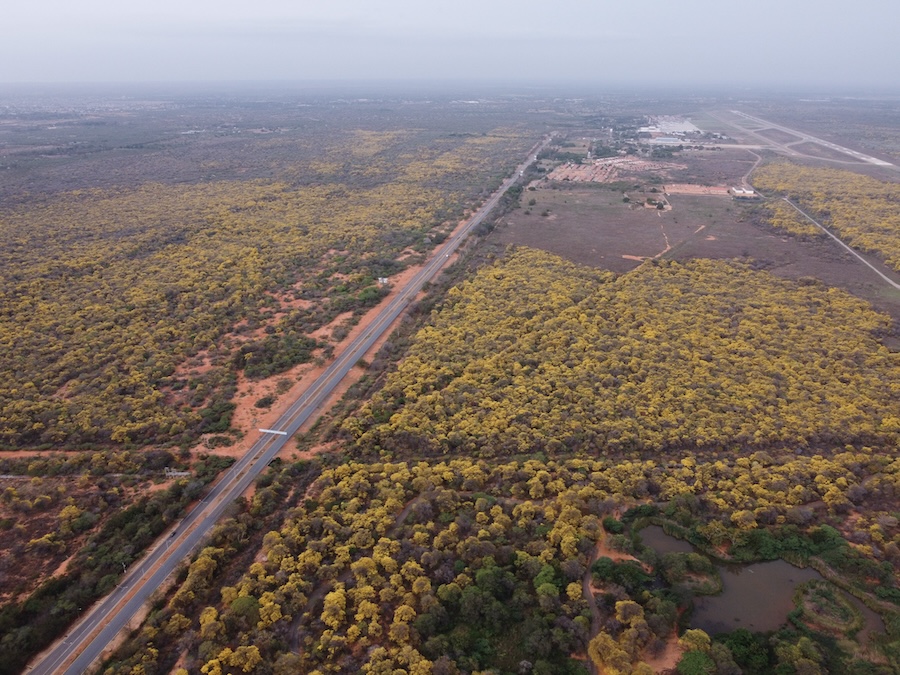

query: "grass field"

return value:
[492, 156, 900, 327]
[493, 183, 718, 273]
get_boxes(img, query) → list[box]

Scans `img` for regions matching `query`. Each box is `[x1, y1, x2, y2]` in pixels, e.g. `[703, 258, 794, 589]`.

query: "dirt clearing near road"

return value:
[490, 182, 900, 323]
[491, 183, 731, 273]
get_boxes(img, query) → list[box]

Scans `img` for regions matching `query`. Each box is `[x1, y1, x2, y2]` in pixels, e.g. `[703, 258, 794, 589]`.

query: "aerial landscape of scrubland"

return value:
[2, 84, 900, 675]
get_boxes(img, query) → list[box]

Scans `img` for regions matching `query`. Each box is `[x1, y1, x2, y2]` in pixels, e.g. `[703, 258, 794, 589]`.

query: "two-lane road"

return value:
[31, 136, 550, 675]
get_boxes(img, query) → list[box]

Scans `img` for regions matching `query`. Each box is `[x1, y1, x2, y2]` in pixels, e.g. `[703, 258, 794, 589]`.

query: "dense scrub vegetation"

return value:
[88, 184, 900, 675]
[346, 249, 900, 456]
[753, 162, 900, 270]
[757, 199, 824, 240]
[100, 453, 900, 674]
[0, 129, 534, 447]
[0, 453, 233, 674]
[0, 449, 176, 602]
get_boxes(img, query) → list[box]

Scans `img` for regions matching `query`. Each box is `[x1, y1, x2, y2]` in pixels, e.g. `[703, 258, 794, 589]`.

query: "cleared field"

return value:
[663, 148, 758, 186]
[492, 183, 900, 323]
[493, 183, 710, 273]
[665, 184, 730, 195]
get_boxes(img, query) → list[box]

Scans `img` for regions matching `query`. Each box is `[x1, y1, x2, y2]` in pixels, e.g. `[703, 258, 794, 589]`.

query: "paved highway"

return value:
[30, 137, 550, 675]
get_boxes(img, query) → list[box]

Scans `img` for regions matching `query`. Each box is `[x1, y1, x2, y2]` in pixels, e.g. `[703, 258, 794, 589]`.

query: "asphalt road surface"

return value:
[730, 110, 896, 168]
[30, 136, 550, 675]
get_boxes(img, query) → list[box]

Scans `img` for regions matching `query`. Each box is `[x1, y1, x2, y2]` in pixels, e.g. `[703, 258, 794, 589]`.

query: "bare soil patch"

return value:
[642, 632, 683, 673]
[310, 311, 354, 341]
[594, 537, 642, 565]
[396, 248, 419, 262]
[0, 449, 73, 459]
[665, 184, 730, 196]
[492, 184, 731, 273]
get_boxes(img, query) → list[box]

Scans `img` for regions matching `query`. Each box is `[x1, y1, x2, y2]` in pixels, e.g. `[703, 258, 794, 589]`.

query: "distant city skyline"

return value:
[4, 0, 899, 91]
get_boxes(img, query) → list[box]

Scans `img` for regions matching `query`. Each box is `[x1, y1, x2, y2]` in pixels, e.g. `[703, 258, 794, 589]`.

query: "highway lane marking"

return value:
[38, 135, 552, 675]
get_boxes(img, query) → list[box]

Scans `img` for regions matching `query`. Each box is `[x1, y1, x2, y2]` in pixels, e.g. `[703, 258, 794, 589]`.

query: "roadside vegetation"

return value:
[0, 129, 534, 448]
[0, 452, 233, 675]
[100, 454, 900, 674]
[753, 162, 900, 270]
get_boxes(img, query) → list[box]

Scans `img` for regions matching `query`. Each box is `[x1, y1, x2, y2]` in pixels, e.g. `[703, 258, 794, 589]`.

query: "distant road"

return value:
[31, 136, 552, 675]
[780, 197, 900, 291]
[730, 110, 896, 169]
[714, 109, 900, 290]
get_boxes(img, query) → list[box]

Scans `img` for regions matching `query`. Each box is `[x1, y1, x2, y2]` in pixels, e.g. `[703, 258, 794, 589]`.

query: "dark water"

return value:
[638, 525, 694, 554]
[639, 525, 885, 638]
[691, 560, 820, 634]
[846, 593, 886, 646]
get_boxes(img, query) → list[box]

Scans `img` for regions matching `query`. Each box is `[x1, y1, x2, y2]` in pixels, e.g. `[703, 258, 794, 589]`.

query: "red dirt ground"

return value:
[643, 633, 684, 673]
[665, 183, 730, 195]
[197, 216, 470, 471]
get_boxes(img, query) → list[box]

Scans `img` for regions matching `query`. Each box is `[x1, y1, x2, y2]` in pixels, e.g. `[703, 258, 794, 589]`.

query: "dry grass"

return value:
[493, 171, 900, 325]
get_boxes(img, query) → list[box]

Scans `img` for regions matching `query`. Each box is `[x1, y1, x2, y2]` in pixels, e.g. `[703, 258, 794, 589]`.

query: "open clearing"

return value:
[492, 178, 900, 323]
[663, 148, 759, 185]
[493, 183, 708, 273]
[665, 183, 731, 195]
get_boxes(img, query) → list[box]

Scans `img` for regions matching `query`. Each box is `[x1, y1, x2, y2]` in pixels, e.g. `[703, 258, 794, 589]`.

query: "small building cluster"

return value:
[729, 186, 758, 199]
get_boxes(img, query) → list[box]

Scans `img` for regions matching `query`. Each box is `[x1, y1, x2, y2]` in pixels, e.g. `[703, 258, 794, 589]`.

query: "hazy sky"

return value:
[3, 0, 898, 89]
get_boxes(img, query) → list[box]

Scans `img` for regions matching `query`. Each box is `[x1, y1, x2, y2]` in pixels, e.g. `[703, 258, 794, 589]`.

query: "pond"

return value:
[638, 524, 885, 638]
[638, 525, 694, 554]
[691, 560, 820, 634]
